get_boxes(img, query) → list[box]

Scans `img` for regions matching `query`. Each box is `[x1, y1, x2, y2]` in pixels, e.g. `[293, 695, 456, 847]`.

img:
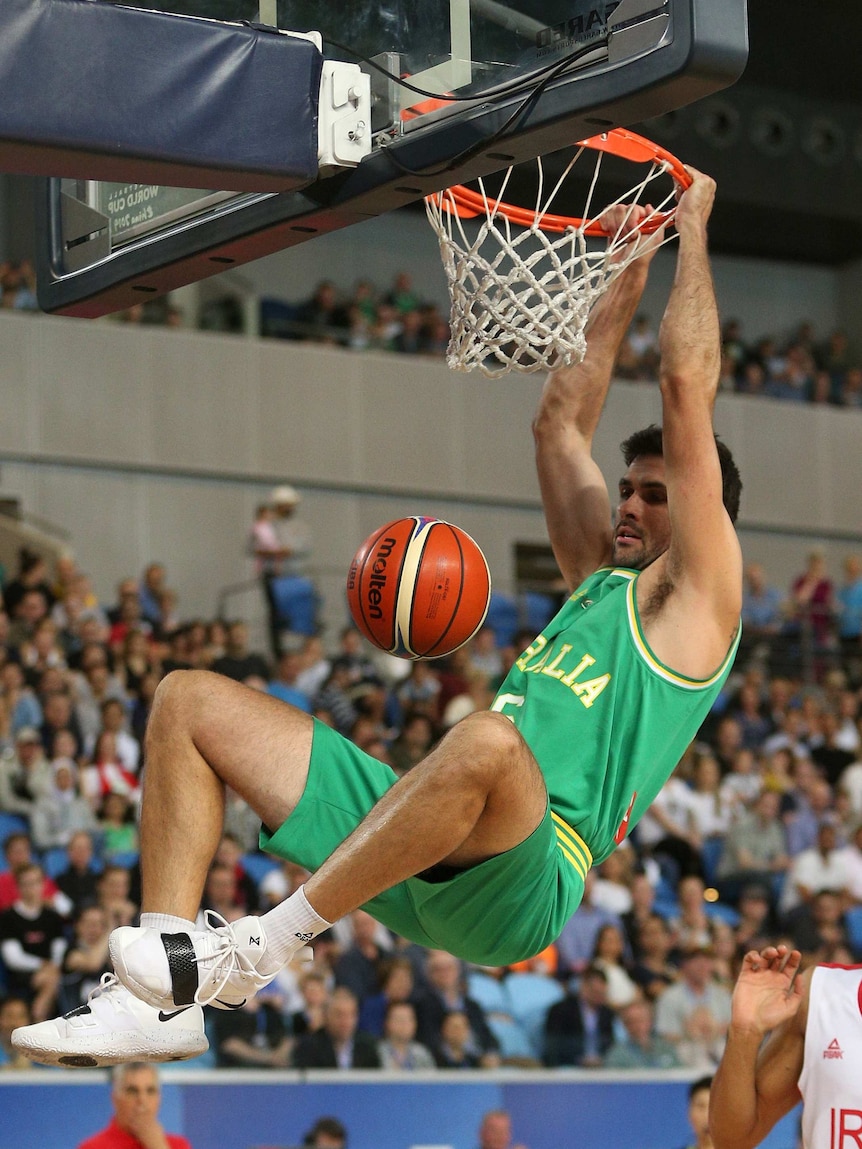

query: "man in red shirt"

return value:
[77, 1062, 191, 1149]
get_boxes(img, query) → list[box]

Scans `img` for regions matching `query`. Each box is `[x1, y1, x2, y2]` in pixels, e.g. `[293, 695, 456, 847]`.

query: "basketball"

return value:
[346, 516, 491, 659]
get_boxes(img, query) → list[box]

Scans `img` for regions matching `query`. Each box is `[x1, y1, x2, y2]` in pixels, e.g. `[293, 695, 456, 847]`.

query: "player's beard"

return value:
[612, 535, 665, 570]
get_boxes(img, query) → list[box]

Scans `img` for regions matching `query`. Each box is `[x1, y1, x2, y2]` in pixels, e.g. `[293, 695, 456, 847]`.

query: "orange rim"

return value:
[427, 127, 693, 235]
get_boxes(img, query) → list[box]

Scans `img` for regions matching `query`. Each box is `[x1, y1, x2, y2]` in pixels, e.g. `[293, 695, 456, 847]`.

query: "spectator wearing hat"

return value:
[250, 486, 313, 659]
[0, 725, 52, 820]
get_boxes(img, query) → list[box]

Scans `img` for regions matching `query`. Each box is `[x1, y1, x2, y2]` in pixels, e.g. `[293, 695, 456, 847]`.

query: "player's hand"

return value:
[599, 202, 665, 265]
[731, 945, 803, 1036]
[673, 165, 716, 231]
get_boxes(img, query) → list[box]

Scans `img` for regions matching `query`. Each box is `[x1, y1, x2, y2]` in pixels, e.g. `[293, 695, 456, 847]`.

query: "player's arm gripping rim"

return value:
[532, 204, 662, 593]
[642, 167, 743, 678]
[709, 945, 808, 1149]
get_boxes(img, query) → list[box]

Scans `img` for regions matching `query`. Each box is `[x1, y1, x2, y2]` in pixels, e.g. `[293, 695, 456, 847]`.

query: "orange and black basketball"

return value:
[346, 516, 491, 659]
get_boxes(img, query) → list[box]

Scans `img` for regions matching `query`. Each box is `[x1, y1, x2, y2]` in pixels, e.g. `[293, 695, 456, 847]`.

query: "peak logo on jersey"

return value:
[824, 1037, 844, 1059]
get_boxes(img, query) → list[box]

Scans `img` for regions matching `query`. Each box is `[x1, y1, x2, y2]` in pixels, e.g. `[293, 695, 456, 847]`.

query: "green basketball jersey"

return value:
[492, 567, 740, 867]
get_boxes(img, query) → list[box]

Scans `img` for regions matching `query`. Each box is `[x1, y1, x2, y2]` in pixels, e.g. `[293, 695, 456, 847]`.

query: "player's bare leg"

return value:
[135, 669, 314, 921]
[108, 670, 546, 1012]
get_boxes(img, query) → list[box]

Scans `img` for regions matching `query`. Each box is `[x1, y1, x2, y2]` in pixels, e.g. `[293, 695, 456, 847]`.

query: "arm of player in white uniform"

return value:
[532, 206, 661, 592]
[655, 168, 742, 648]
[710, 946, 807, 1149]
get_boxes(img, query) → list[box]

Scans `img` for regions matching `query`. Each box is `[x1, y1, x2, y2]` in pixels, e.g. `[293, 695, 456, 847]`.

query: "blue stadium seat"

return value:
[242, 852, 281, 886]
[845, 906, 862, 959]
[271, 575, 319, 636]
[701, 836, 726, 886]
[705, 901, 740, 926]
[41, 847, 71, 878]
[485, 593, 519, 647]
[521, 591, 557, 635]
[466, 971, 536, 1062]
[259, 297, 301, 340]
[0, 813, 29, 869]
[504, 971, 565, 1060]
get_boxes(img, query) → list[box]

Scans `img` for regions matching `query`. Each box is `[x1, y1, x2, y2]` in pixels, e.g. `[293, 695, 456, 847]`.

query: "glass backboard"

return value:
[32, 0, 749, 315]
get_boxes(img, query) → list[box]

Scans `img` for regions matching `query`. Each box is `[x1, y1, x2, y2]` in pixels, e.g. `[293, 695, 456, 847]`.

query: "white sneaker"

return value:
[11, 974, 208, 1068]
[110, 911, 278, 1012]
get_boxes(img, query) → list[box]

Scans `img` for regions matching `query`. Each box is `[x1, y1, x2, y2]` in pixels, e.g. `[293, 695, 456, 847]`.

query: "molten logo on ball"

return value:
[347, 516, 491, 660]
[366, 536, 396, 620]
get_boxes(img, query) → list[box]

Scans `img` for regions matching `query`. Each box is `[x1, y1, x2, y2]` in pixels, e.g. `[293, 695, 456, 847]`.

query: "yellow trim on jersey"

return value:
[551, 811, 592, 879]
[625, 576, 741, 689]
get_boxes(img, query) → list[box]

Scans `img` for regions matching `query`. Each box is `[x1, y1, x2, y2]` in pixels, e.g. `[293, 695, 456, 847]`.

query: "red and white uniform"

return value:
[800, 963, 862, 1149]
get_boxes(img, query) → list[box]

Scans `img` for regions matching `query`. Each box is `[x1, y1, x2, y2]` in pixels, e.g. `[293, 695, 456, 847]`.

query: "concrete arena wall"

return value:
[2, 307, 862, 648]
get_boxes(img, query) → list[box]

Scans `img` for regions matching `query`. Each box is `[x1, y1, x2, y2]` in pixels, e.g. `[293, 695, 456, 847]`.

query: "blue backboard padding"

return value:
[0, 0, 322, 191]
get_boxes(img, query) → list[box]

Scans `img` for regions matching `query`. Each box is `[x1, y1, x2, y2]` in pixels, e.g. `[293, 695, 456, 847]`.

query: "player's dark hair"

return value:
[304, 1117, 347, 1146]
[689, 1075, 713, 1099]
[620, 424, 742, 524]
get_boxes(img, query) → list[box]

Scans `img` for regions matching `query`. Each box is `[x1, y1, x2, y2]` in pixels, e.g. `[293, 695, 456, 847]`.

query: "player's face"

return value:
[688, 1087, 711, 1138]
[613, 455, 671, 570]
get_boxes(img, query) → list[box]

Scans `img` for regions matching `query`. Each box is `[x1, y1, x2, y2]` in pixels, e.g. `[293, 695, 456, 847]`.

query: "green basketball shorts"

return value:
[259, 719, 590, 965]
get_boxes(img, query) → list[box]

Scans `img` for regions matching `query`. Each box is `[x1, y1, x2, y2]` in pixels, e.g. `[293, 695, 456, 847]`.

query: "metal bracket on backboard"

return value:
[608, 0, 671, 64]
[318, 60, 373, 169]
[369, 52, 402, 136]
[59, 194, 109, 274]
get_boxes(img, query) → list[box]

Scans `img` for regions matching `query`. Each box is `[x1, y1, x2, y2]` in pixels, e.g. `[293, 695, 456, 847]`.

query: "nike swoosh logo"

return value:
[158, 1007, 192, 1022]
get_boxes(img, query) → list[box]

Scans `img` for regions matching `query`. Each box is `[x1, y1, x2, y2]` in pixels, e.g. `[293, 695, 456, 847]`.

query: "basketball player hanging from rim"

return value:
[14, 165, 745, 1067]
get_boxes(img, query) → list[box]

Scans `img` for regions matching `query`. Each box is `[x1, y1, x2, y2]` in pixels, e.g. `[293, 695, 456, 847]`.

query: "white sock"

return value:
[259, 886, 332, 972]
[140, 912, 197, 934]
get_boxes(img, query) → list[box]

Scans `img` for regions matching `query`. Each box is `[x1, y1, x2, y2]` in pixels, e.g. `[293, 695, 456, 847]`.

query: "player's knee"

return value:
[454, 710, 530, 774]
[150, 668, 214, 729]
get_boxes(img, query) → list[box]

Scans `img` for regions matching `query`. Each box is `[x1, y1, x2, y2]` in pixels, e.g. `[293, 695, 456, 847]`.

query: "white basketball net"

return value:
[425, 145, 682, 377]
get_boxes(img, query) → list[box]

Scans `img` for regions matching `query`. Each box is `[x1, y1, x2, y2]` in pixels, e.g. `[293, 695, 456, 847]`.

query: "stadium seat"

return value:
[0, 813, 28, 869]
[504, 971, 565, 1060]
[41, 847, 72, 878]
[521, 591, 557, 635]
[241, 852, 282, 886]
[259, 297, 301, 340]
[485, 593, 519, 647]
[701, 837, 726, 886]
[705, 901, 740, 927]
[271, 575, 319, 636]
[466, 971, 536, 1062]
[845, 906, 862, 959]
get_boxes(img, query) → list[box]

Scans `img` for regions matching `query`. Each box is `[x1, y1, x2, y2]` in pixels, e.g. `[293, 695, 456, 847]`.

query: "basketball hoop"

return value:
[424, 128, 692, 377]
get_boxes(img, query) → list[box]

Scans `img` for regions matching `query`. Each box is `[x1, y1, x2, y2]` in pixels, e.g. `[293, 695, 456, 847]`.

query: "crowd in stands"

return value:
[5, 537, 862, 1075]
[0, 260, 38, 312]
[9, 253, 862, 408]
[616, 314, 862, 408]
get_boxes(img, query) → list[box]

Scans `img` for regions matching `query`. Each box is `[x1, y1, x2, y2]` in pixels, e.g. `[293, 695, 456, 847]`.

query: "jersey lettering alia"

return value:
[515, 638, 611, 708]
[492, 567, 739, 865]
